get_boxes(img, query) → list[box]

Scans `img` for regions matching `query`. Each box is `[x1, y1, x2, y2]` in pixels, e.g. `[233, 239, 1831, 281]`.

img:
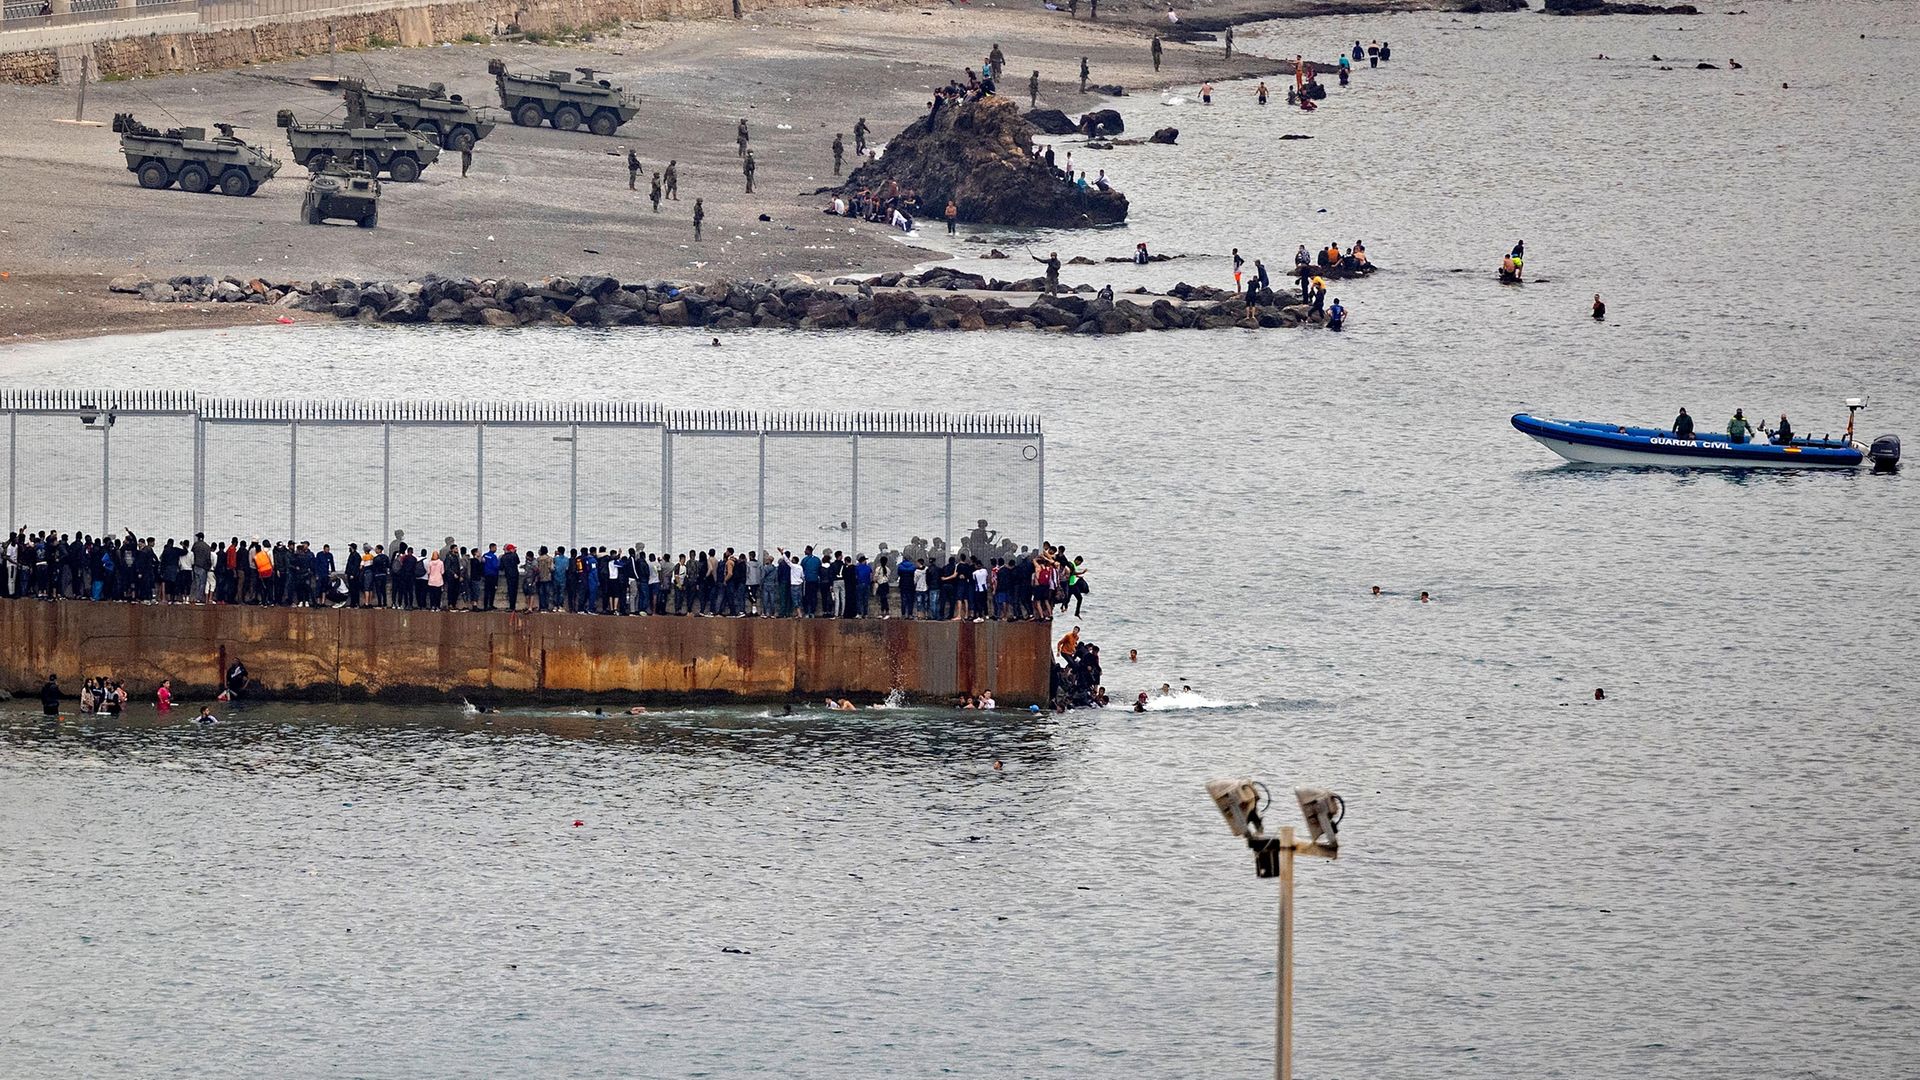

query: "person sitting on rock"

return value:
[1094, 169, 1111, 191]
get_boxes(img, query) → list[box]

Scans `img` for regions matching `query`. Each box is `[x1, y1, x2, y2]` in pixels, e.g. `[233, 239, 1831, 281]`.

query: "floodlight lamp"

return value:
[1206, 778, 1266, 838]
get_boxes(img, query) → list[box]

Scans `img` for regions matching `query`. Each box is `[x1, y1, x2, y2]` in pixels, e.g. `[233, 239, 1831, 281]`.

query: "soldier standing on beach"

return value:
[1151, 36, 1163, 71]
[650, 171, 663, 212]
[742, 150, 755, 193]
[693, 198, 704, 240]
[1028, 70, 1040, 107]
[1225, 26, 1234, 58]
[664, 160, 678, 199]
[1080, 57, 1090, 92]
[737, 118, 750, 157]
[627, 149, 640, 190]
[832, 133, 844, 175]
[853, 117, 869, 155]
[989, 43, 1006, 76]
[460, 148, 472, 177]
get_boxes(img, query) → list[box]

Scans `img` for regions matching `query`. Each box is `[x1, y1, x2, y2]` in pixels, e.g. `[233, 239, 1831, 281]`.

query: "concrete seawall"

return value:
[0, 599, 1053, 704]
[0, 0, 830, 85]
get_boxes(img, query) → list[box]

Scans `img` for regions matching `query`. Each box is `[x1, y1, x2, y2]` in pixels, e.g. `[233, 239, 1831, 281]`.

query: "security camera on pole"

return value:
[1205, 778, 1345, 1080]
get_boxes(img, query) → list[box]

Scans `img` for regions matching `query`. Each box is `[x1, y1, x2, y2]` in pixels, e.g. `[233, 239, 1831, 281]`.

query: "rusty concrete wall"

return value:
[1, 0, 834, 84]
[0, 598, 1053, 704]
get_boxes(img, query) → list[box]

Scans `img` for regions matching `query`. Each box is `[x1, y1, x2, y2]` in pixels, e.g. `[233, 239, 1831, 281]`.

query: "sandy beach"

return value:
[0, 0, 1360, 342]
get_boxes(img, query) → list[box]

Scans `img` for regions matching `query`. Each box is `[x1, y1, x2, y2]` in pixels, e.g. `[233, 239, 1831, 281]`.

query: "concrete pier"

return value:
[0, 599, 1053, 705]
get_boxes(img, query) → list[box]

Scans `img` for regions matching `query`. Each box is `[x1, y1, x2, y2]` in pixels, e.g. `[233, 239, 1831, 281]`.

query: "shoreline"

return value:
[0, 0, 1499, 344]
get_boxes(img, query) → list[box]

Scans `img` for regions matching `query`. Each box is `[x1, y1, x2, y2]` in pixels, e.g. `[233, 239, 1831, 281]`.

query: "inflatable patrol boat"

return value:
[1512, 401, 1900, 471]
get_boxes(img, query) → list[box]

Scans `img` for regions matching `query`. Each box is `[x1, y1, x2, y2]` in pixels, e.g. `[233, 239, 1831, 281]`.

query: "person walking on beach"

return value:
[1224, 25, 1234, 58]
[692, 198, 704, 240]
[853, 117, 869, 155]
[737, 117, 750, 158]
[742, 149, 755, 193]
[1034, 251, 1061, 295]
[1151, 35, 1163, 72]
[833, 133, 845, 175]
[1201, 81, 1213, 105]
[1029, 70, 1040, 107]
[650, 171, 663, 212]
[1080, 57, 1090, 93]
[664, 160, 678, 200]
[627, 148, 639, 190]
[945, 198, 959, 235]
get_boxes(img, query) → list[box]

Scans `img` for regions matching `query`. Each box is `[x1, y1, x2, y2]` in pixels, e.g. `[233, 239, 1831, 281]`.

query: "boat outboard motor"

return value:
[1869, 434, 1900, 473]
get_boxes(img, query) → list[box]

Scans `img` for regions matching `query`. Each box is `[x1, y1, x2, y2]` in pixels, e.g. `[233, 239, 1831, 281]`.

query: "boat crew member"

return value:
[1727, 409, 1753, 444]
[1673, 407, 1694, 439]
[1775, 413, 1794, 444]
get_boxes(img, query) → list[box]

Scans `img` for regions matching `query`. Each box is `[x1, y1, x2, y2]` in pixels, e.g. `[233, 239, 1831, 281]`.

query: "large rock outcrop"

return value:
[839, 96, 1127, 228]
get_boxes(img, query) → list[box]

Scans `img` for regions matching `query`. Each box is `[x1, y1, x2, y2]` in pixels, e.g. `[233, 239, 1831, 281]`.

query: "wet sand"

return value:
[0, 2, 1348, 340]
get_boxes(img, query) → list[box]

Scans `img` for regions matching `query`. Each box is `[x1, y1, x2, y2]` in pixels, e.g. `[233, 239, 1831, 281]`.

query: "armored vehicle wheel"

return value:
[136, 160, 171, 189]
[414, 120, 444, 146]
[446, 126, 478, 152]
[587, 110, 619, 137]
[177, 164, 211, 193]
[358, 207, 378, 229]
[218, 169, 251, 196]
[552, 105, 583, 132]
[302, 194, 322, 224]
[513, 102, 544, 128]
[387, 154, 421, 183]
[306, 152, 333, 173]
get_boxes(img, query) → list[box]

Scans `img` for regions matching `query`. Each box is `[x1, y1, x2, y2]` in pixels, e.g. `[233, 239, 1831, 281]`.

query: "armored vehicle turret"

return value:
[301, 157, 381, 228]
[111, 112, 280, 196]
[487, 58, 639, 135]
[276, 104, 440, 182]
[345, 78, 496, 152]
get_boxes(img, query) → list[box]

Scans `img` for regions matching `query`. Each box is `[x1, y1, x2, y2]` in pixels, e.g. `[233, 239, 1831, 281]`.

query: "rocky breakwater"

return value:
[838, 96, 1126, 227]
[109, 272, 1341, 332]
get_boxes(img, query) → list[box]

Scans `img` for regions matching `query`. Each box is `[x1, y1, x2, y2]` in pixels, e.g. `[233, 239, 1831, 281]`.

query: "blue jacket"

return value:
[483, 551, 500, 577]
[801, 555, 821, 582]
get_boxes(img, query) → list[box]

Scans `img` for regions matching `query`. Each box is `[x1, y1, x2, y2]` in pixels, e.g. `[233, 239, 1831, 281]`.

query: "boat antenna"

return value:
[1845, 397, 1867, 442]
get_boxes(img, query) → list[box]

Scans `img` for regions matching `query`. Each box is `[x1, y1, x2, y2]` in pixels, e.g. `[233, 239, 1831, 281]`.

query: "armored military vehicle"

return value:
[111, 112, 280, 196]
[345, 78, 496, 152]
[276, 105, 439, 182]
[301, 158, 380, 228]
[487, 59, 639, 135]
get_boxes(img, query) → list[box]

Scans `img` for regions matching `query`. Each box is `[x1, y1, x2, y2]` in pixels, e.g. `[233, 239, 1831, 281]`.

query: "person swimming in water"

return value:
[196, 706, 218, 725]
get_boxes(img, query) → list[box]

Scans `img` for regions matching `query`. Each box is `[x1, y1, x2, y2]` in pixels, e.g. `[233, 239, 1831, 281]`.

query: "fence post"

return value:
[381, 421, 392, 543]
[568, 422, 579, 550]
[476, 423, 485, 545]
[660, 427, 672, 554]
[756, 429, 766, 557]
[944, 432, 953, 548]
[850, 433, 860, 556]
[1037, 433, 1045, 548]
[100, 418, 110, 537]
[288, 420, 298, 539]
[192, 416, 205, 537]
[7, 410, 15, 534]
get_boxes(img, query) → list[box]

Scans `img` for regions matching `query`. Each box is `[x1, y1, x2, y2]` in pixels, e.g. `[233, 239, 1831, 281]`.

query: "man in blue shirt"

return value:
[854, 554, 874, 618]
[800, 546, 822, 617]
[482, 544, 501, 610]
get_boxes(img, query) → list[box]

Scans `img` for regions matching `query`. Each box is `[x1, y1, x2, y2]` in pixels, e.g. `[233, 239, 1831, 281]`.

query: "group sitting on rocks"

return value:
[826, 177, 924, 228]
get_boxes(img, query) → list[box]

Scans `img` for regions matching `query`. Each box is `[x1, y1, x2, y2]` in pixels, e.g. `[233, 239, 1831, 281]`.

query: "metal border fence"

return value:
[2, 391, 1045, 555]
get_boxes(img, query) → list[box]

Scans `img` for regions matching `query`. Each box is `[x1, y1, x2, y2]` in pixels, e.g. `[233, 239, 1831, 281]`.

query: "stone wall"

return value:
[0, 598, 1053, 705]
[1, 0, 827, 85]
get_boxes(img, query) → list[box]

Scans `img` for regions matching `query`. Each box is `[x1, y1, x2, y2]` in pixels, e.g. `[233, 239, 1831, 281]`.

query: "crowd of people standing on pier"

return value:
[0, 527, 1087, 624]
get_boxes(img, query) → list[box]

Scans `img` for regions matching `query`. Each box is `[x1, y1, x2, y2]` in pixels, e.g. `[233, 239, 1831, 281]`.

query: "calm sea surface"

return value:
[4, 2, 1919, 1077]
